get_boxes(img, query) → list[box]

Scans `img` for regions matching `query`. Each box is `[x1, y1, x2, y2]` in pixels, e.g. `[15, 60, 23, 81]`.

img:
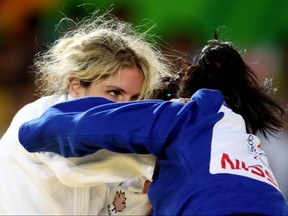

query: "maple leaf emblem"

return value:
[112, 190, 127, 213]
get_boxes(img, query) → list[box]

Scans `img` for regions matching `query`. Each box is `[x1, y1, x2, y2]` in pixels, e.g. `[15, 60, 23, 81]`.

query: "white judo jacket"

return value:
[0, 95, 155, 215]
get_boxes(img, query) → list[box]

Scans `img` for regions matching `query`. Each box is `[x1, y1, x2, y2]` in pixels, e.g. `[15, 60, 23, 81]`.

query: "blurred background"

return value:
[0, 0, 287, 198]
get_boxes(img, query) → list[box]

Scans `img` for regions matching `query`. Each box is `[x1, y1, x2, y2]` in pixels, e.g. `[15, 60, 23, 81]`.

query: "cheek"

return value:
[82, 83, 103, 97]
[102, 94, 117, 101]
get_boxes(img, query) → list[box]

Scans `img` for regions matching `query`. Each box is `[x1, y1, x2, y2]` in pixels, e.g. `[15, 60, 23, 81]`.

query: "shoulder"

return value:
[191, 89, 224, 110]
[187, 89, 224, 117]
[17, 95, 67, 120]
[8, 95, 68, 131]
[0, 94, 68, 147]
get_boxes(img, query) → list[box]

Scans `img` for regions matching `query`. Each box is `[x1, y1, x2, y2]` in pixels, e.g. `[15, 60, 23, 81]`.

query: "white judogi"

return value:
[0, 95, 155, 215]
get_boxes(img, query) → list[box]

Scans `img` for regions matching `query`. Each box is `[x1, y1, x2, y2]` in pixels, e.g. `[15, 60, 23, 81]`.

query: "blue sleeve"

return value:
[19, 89, 224, 158]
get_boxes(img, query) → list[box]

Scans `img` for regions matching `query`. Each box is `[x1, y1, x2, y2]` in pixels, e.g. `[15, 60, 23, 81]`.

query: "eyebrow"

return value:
[105, 85, 125, 93]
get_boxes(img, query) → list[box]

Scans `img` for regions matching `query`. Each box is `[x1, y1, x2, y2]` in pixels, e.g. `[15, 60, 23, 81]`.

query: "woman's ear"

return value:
[68, 78, 82, 98]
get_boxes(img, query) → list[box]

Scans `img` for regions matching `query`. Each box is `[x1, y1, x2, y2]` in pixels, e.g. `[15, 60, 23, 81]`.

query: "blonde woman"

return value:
[0, 11, 173, 215]
[19, 39, 288, 215]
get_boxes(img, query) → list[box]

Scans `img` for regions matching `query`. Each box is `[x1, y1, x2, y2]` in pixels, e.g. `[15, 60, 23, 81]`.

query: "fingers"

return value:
[142, 180, 151, 194]
[170, 98, 190, 103]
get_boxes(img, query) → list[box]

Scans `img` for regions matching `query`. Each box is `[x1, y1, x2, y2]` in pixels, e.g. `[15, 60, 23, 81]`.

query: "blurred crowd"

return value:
[0, 0, 287, 198]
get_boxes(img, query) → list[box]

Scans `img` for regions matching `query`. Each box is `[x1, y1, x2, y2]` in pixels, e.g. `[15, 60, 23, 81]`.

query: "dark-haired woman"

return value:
[19, 39, 287, 215]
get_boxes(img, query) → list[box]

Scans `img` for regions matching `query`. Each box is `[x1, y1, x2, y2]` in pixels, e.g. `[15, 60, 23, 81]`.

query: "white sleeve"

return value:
[36, 150, 156, 187]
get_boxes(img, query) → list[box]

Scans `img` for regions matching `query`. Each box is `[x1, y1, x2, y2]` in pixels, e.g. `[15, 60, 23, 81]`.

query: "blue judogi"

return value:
[19, 89, 288, 215]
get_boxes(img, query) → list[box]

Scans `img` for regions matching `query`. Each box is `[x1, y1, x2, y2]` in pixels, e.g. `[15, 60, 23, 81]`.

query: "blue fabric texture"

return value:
[19, 89, 288, 215]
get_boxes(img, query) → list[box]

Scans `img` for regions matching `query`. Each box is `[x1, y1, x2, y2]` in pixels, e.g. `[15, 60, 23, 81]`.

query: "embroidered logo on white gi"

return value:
[209, 132, 279, 190]
[246, 135, 269, 169]
[108, 190, 127, 214]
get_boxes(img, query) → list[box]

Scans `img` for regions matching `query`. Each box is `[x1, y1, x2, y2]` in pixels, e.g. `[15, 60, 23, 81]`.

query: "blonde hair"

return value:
[33, 11, 173, 99]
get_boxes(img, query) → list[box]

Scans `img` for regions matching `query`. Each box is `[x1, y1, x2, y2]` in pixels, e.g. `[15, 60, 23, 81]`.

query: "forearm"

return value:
[19, 98, 184, 157]
[18, 89, 224, 158]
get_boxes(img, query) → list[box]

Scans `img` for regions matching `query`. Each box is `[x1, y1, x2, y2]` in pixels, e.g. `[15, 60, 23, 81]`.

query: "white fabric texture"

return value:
[0, 95, 155, 215]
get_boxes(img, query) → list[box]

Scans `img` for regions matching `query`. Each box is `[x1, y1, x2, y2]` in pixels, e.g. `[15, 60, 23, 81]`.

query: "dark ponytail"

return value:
[152, 38, 285, 138]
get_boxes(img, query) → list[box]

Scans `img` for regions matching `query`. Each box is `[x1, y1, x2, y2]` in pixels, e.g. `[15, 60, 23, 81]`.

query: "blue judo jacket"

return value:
[19, 89, 288, 215]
